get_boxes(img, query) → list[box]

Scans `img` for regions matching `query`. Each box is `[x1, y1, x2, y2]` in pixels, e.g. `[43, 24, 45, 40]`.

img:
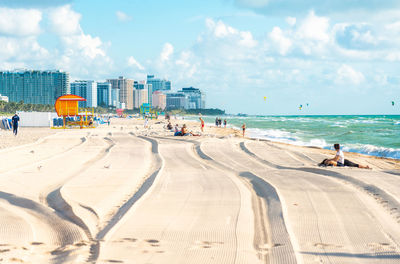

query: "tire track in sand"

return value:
[240, 141, 400, 225]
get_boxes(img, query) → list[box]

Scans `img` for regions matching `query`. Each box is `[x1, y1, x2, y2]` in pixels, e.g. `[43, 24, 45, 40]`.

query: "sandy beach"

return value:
[0, 117, 399, 264]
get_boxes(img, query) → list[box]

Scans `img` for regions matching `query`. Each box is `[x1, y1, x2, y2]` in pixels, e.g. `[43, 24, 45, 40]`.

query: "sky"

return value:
[0, 0, 399, 115]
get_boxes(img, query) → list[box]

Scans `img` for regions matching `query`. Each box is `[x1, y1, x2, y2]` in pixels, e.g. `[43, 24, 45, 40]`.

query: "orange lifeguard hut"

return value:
[54, 94, 94, 129]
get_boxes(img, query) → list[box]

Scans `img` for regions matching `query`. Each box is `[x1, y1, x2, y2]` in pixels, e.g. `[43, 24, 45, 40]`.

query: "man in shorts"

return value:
[324, 143, 370, 169]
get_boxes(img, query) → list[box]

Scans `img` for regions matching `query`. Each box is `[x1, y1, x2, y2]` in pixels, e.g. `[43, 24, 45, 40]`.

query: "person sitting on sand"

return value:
[323, 143, 370, 169]
[167, 121, 173, 130]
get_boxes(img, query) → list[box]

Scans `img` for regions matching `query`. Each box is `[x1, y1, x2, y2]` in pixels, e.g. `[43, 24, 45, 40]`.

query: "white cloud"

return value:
[336, 64, 365, 85]
[49, 5, 81, 35]
[286, 16, 296, 26]
[205, 18, 257, 48]
[160, 43, 174, 62]
[116, 11, 132, 22]
[47, 5, 112, 79]
[206, 18, 238, 38]
[269, 27, 292, 55]
[0, 7, 42, 36]
[127, 56, 144, 70]
[297, 11, 330, 42]
[0, 36, 49, 62]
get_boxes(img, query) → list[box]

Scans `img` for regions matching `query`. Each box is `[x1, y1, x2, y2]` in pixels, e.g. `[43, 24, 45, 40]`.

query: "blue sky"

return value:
[0, 0, 399, 115]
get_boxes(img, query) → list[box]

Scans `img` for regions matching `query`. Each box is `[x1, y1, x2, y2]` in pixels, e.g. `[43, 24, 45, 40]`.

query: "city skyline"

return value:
[0, 1, 399, 114]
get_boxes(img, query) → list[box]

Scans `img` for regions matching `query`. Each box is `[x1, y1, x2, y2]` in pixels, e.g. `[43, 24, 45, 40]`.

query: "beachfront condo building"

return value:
[97, 82, 112, 107]
[70, 80, 98, 108]
[146, 75, 171, 93]
[133, 88, 148, 108]
[134, 81, 153, 106]
[152, 91, 166, 110]
[111, 88, 120, 108]
[107, 77, 134, 110]
[0, 70, 70, 105]
[179, 87, 205, 109]
[166, 92, 187, 109]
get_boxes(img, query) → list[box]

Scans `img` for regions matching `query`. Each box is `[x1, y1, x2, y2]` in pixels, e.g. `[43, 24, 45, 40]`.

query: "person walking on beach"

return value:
[12, 113, 20, 136]
[218, 118, 222, 127]
[323, 143, 370, 169]
[242, 123, 246, 137]
[107, 116, 111, 126]
[223, 119, 227, 128]
[199, 117, 205, 132]
[215, 117, 219, 127]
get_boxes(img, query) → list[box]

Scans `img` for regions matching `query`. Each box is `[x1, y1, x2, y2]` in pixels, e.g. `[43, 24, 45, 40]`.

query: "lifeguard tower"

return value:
[140, 103, 158, 119]
[53, 94, 95, 129]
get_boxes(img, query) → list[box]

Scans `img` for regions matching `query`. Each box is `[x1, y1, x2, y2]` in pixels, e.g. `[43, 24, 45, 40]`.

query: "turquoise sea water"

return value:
[191, 115, 400, 160]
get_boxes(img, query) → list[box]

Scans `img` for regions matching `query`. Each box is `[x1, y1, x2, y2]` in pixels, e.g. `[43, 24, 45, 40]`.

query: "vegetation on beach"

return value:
[0, 100, 225, 116]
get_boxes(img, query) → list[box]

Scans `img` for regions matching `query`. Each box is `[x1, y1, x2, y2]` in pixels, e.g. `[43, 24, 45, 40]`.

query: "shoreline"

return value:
[1, 118, 399, 169]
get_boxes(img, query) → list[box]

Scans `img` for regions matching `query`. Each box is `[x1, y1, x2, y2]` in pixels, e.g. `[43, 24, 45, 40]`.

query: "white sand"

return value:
[0, 118, 399, 263]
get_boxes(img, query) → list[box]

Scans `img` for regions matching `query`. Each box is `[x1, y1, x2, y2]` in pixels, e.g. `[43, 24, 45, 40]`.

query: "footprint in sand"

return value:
[313, 243, 342, 249]
[367, 242, 396, 252]
[9, 258, 24, 263]
[30, 242, 44, 246]
[122, 238, 137, 242]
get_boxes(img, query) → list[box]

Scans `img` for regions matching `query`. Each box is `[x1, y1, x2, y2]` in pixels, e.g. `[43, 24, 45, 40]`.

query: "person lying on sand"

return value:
[322, 143, 370, 169]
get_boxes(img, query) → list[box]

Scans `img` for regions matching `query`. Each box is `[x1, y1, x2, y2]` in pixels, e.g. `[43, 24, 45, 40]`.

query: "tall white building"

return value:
[70, 80, 97, 107]
[133, 89, 148, 108]
[107, 76, 134, 110]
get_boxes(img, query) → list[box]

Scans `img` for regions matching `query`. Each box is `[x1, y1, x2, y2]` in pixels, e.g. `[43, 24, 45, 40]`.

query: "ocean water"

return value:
[190, 115, 400, 160]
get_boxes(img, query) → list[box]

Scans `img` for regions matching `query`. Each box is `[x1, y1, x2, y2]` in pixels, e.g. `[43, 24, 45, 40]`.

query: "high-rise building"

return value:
[146, 75, 171, 92]
[0, 70, 70, 105]
[111, 88, 120, 108]
[134, 81, 153, 106]
[107, 76, 134, 110]
[133, 89, 148, 108]
[70, 80, 98, 107]
[166, 92, 187, 109]
[97, 82, 112, 107]
[152, 91, 166, 110]
[179, 87, 205, 109]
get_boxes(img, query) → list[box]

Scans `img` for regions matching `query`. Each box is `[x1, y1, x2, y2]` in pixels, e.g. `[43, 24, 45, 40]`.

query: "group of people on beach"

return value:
[166, 121, 200, 137]
[215, 117, 227, 128]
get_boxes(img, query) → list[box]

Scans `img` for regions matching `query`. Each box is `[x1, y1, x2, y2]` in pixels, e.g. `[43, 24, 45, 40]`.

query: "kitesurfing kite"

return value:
[263, 96, 267, 101]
